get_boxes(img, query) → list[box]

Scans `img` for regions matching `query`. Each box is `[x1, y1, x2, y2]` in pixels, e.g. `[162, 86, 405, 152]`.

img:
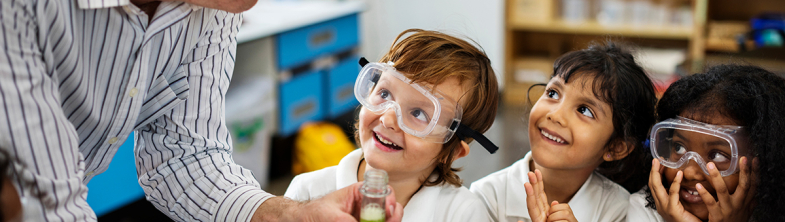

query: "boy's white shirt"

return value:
[284, 149, 492, 222]
[469, 151, 630, 222]
[627, 187, 665, 222]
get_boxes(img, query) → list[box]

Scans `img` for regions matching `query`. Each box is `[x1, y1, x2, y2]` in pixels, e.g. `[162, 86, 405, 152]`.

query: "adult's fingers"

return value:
[385, 202, 403, 222]
[384, 185, 403, 222]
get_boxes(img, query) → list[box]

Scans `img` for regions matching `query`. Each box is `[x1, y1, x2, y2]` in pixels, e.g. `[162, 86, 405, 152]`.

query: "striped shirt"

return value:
[0, 0, 273, 221]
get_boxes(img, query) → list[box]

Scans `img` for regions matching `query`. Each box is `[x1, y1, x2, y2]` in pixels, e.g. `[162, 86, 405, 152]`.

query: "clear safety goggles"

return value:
[650, 116, 748, 177]
[355, 58, 498, 154]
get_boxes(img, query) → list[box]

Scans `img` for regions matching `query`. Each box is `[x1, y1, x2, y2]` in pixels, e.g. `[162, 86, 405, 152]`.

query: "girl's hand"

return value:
[524, 170, 577, 222]
[697, 157, 758, 222]
[524, 170, 551, 222]
[547, 201, 578, 222]
[648, 159, 701, 222]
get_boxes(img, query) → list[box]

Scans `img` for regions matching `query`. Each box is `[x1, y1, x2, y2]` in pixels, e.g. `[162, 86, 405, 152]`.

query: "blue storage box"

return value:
[279, 70, 325, 136]
[277, 14, 359, 70]
[86, 133, 144, 217]
[326, 56, 361, 117]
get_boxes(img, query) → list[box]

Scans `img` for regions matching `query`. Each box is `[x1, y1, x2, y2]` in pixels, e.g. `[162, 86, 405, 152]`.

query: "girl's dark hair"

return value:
[546, 41, 657, 193]
[644, 64, 785, 221]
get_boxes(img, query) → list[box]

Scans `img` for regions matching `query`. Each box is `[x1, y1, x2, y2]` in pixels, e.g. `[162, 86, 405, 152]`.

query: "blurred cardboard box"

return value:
[504, 57, 553, 106]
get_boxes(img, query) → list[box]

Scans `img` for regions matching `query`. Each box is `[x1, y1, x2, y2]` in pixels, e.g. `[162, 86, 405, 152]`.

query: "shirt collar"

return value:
[77, 0, 131, 9]
[336, 149, 362, 188]
[505, 151, 599, 220]
[401, 181, 439, 221]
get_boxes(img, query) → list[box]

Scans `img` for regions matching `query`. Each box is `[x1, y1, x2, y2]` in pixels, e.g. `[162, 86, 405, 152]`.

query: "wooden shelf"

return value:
[509, 20, 694, 40]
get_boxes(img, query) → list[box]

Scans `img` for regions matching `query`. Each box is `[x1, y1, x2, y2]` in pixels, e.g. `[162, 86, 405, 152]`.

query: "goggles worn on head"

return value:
[355, 58, 498, 154]
[650, 116, 748, 177]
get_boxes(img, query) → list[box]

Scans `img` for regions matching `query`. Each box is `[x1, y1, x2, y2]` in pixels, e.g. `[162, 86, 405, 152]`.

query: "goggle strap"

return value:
[359, 57, 370, 67]
[456, 124, 499, 154]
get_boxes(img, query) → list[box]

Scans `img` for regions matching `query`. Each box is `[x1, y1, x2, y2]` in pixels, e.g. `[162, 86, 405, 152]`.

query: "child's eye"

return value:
[577, 106, 594, 118]
[708, 151, 730, 163]
[378, 89, 393, 100]
[546, 89, 559, 100]
[410, 109, 430, 123]
[673, 143, 687, 155]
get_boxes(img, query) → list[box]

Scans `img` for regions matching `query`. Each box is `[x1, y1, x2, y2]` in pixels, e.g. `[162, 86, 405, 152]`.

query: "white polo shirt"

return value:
[285, 149, 492, 222]
[627, 188, 665, 222]
[469, 151, 630, 222]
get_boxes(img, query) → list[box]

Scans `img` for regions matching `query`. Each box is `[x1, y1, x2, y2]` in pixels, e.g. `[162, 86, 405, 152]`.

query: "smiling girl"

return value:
[471, 42, 657, 222]
[628, 64, 785, 222]
[284, 29, 500, 221]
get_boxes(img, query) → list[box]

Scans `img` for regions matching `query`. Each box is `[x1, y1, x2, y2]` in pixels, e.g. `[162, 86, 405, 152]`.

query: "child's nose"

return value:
[379, 109, 400, 132]
[545, 104, 567, 126]
[681, 160, 707, 181]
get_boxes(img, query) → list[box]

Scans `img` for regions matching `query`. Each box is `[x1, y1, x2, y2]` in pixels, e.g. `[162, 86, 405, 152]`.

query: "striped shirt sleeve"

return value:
[134, 10, 273, 222]
[0, 0, 94, 221]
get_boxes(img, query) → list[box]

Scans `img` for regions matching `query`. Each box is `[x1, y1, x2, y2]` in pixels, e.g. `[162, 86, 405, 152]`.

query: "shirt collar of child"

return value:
[336, 149, 441, 221]
[504, 151, 598, 220]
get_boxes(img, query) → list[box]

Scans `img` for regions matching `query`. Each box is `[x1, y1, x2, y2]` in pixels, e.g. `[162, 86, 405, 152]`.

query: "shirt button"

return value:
[108, 137, 119, 144]
[86, 171, 95, 177]
[128, 88, 139, 97]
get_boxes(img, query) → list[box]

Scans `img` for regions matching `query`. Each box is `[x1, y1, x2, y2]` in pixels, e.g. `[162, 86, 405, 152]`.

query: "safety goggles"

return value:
[650, 116, 748, 177]
[355, 58, 498, 154]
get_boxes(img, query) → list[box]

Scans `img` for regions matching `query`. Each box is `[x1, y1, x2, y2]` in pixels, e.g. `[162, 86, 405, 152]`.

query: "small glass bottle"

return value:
[360, 169, 390, 222]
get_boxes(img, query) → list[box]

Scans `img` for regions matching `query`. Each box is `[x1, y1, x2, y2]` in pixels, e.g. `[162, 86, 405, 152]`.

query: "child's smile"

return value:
[662, 113, 743, 220]
[359, 77, 467, 178]
[373, 130, 403, 152]
[528, 75, 615, 171]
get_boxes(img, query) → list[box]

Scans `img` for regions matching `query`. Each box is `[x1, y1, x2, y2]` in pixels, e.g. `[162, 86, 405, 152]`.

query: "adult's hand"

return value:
[251, 182, 403, 222]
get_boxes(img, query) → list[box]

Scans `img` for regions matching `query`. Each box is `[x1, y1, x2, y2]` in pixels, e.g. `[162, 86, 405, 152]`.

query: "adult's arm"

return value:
[0, 0, 93, 221]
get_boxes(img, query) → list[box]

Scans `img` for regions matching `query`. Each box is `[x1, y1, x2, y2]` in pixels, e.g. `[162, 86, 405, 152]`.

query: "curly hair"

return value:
[355, 29, 499, 187]
[531, 41, 657, 193]
[643, 64, 785, 221]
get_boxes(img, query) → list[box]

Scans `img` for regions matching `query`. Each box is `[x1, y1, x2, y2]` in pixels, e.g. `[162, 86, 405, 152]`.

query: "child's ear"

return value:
[453, 140, 471, 161]
[603, 140, 634, 161]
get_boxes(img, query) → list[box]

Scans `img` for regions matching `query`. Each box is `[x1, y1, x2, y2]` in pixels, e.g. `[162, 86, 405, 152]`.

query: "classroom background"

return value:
[87, 0, 785, 220]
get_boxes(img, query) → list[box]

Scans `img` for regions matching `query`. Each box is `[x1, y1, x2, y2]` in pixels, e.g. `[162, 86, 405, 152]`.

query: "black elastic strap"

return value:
[359, 57, 369, 67]
[455, 124, 499, 154]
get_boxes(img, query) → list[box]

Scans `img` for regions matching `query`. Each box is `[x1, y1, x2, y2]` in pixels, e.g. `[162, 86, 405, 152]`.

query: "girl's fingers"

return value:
[649, 159, 668, 208]
[732, 157, 751, 205]
[697, 183, 723, 219]
[535, 170, 550, 213]
[667, 170, 683, 210]
[546, 204, 575, 222]
[528, 171, 547, 218]
[525, 182, 544, 220]
[705, 162, 731, 206]
[744, 157, 759, 205]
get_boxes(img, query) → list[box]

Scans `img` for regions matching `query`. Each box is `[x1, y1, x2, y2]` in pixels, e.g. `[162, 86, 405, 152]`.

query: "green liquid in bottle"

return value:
[360, 204, 385, 222]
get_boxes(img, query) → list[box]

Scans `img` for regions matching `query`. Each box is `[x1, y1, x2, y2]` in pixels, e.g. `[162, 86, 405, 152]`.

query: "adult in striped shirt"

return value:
[0, 0, 403, 221]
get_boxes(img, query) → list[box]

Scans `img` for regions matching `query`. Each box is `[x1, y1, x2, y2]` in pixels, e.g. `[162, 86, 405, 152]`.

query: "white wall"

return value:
[359, 0, 505, 88]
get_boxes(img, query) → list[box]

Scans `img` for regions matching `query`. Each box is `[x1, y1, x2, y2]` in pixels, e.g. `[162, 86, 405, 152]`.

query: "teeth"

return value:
[541, 130, 565, 144]
[375, 133, 399, 147]
[688, 190, 699, 195]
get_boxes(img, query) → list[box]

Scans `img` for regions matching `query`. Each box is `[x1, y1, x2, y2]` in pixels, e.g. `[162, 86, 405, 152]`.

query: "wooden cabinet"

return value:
[503, 0, 785, 104]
